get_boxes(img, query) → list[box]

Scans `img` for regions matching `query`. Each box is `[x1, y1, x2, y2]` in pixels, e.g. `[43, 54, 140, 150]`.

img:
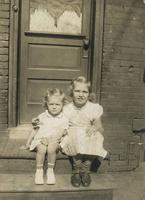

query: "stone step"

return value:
[8, 125, 32, 140]
[0, 133, 111, 174]
[0, 173, 115, 200]
[0, 157, 110, 174]
[0, 158, 71, 174]
[2, 127, 135, 173]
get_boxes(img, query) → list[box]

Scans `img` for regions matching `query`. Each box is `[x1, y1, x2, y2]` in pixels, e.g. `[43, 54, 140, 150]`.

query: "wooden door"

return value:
[19, 0, 92, 123]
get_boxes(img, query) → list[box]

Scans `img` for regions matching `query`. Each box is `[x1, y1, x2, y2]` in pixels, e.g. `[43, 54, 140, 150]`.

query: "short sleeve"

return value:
[38, 112, 45, 121]
[90, 103, 103, 121]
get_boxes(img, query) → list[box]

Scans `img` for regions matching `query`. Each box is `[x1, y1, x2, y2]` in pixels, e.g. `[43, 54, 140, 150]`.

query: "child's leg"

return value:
[71, 154, 83, 187]
[72, 154, 83, 174]
[46, 142, 58, 185]
[35, 144, 47, 185]
[81, 155, 95, 173]
[47, 142, 58, 165]
[36, 144, 47, 168]
[80, 155, 95, 187]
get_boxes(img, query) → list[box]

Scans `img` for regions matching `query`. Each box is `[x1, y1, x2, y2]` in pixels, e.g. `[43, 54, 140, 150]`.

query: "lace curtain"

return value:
[30, 0, 82, 34]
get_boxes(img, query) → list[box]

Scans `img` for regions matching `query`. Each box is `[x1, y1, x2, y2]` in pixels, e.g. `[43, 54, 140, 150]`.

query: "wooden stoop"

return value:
[0, 126, 115, 200]
[0, 125, 111, 174]
[0, 173, 115, 200]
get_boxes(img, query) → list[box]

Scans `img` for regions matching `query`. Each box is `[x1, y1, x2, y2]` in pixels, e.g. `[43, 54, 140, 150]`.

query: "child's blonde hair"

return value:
[70, 76, 91, 91]
[68, 76, 97, 103]
[43, 88, 66, 109]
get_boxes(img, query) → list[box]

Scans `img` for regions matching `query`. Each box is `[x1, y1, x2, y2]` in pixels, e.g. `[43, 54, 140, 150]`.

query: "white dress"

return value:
[30, 110, 69, 151]
[60, 101, 107, 158]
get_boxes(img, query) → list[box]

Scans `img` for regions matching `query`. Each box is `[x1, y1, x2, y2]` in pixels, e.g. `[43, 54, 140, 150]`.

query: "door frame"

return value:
[8, 0, 105, 127]
[8, 0, 19, 127]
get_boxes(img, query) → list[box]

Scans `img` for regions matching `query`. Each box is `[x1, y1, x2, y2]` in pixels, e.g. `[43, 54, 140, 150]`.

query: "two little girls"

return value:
[24, 76, 108, 186]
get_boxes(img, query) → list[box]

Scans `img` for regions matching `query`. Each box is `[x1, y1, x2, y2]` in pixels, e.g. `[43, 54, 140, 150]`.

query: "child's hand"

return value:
[20, 145, 29, 150]
[86, 126, 97, 137]
[41, 137, 49, 146]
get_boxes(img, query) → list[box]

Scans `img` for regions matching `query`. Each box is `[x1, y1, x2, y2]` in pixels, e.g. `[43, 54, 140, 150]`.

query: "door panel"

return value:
[19, 0, 92, 123]
[29, 45, 81, 69]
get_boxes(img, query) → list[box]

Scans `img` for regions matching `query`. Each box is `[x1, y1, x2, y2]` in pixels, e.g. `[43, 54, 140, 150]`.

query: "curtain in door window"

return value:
[29, 0, 82, 34]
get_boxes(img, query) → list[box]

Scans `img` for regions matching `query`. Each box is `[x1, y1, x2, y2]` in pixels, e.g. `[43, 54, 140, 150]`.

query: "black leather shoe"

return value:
[71, 173, 81, 187]
[80, 173, 91, 187]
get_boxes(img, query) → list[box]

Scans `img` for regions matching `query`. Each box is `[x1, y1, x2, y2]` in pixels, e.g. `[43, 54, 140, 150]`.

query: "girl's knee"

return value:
[47, 143, 58, 154]
[37, 144, 47, 154]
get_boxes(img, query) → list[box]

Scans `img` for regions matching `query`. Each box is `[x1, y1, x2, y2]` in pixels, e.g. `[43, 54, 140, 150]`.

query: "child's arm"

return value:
[26, 117, 40, 147]
[93, 118, 104, 133]
[87, 118, 104, 136]
[25, 130, 37, 149]
[20, 129, 37, 150]
[20, 117, 40, 150]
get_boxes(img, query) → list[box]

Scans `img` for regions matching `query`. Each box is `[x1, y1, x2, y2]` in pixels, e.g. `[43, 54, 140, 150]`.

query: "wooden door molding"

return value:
[8, 0, 19, 127]
[92, 0, 105, 102]
[19, 0, 92, 123]
[8, 0, 105, 126]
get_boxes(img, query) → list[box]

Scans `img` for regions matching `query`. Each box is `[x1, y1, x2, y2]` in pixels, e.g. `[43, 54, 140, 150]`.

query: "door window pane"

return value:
[29, 0, 82, 34]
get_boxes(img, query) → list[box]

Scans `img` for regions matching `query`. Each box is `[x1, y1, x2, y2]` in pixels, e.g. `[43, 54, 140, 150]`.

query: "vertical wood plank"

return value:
[8, 0, 19, 127]
[92, 0, 105, 102]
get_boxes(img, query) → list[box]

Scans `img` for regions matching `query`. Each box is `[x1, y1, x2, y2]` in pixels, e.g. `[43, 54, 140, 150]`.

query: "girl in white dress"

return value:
[24, 88, 68, 185]
[60, 76, 108, 187]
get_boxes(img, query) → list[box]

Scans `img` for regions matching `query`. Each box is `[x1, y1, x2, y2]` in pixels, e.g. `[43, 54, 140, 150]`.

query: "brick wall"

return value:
[101, 0, 145, 170]
[0, 0, 10, 131]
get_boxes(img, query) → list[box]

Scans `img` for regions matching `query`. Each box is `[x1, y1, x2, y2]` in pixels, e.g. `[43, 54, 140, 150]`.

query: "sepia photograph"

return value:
[0, 0, 145, 199]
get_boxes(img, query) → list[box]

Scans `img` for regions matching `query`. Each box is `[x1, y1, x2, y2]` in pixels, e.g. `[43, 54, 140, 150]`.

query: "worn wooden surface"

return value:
[0, 173, 115, 192]
[0, 192, 113, 200]
[0, 136, 139, 173]
[0, 173, 114, 200]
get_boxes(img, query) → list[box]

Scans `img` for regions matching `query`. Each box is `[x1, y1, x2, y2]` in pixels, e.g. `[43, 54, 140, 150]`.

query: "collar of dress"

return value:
[72, 101, 88, 111]
[45, 110, 63, 118]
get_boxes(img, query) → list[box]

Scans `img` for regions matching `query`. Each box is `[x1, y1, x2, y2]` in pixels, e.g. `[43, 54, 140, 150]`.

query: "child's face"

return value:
[47, 96, 63, 116]
[73, 82, 89, 107]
